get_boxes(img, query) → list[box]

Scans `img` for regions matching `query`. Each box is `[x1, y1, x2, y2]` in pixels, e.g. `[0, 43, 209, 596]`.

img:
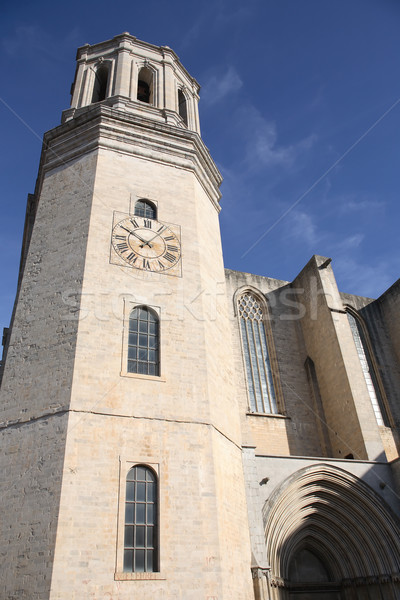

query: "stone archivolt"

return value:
[263, 464, 400, 593]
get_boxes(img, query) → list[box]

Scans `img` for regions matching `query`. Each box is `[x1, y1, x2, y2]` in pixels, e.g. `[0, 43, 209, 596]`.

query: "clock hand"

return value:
[146, 231, 162, 244]
[131, 231, 153, 247]
[132, 231, 147, 243]
[119, 225, 153, 248]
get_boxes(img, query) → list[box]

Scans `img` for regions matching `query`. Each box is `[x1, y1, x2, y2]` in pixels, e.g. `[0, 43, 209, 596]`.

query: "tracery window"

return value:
[238, 292, 278, 413]
[347, 310, 387, 426]
[128, 307, 159, 376]
[134, 199, 157, 219]
[123, 465, 158, 573]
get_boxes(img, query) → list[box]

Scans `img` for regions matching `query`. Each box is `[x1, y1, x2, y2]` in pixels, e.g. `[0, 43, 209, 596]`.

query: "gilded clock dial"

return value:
[112, 216, 181, 272]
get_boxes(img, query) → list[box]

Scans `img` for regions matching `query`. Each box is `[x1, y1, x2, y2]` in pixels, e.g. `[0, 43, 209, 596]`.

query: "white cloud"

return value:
[334, 233, 365, 252]
[201, 67, 243, 106]
[334, 256, 396, 299]
[285, 210, 319, 246]
[335, 192, 385, 214]
[234, 105, 317, 171]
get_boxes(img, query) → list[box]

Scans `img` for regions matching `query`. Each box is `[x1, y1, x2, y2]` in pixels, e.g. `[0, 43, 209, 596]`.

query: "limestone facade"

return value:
[1, 33, 400, 600]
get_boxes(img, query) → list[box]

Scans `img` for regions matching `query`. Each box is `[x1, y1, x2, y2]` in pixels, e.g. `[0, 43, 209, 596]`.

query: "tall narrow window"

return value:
[347, 310, 387, 426]
[91, 63, 109, 103]
[128, 307, 159, 376]
[305, 357, 332, 457]
[137, 67, 153, 104]
[238, 292, 278, 414]
[124, 465, 158, 573]
[134, 199, 156, 219]
[178, 89, 188, 126]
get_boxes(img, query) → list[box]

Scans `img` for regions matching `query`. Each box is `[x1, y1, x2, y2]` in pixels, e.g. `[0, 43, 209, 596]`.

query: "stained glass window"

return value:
[238, 293, 278, 414]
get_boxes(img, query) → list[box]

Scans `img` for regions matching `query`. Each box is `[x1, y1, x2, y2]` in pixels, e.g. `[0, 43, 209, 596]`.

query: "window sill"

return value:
[246, 412, 289, 419]
[115, 572, 166, 581]
[120, 371, 166, 382]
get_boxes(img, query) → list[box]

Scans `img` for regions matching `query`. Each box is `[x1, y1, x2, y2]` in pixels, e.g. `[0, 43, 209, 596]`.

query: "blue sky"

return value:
[1, 0, 400, 332]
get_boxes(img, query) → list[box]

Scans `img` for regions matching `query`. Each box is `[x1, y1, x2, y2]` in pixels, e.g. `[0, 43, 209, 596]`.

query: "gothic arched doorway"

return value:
[263, 464, 400, 599]
[287, 547, 340, 599]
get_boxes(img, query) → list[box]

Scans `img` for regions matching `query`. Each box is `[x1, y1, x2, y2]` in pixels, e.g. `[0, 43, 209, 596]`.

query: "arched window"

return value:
[346, 309, 388, 426]
[124, 465, 158, 573]
[128, 307, 159, 376]
[137, 67, 153, 104]
[238, 292, 278, 414]
[134, 199, 157, 220]
[178, 89, 188, 126]
[91, 63, 110, 103]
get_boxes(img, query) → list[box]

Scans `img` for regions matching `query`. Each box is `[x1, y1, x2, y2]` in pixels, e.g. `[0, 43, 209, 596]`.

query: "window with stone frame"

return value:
[346, 309, 388, 426]
[91, 62, 110, 103]
[123, 465, 158, 573]
[178, 89, 188, 126]
[137, 67, 153, 104]
[238, 292, 278, 414]
[134, 199, 157, 220]
[127, 306, 159, 376]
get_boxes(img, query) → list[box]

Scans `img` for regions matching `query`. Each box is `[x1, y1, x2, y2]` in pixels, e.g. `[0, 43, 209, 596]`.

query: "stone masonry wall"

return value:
[225, 268, 326, 458]
[0, 151, 97, 598]
[0, 413, 68, 600]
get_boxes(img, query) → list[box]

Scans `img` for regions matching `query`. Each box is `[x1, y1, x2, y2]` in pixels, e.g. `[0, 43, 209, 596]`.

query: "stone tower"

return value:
[0, 34, 253, 599]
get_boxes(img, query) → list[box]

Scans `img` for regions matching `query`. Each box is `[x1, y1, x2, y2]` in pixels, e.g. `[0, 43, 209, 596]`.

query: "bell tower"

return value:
[0, 33, 253, 599]
[64, 32, 201, 131]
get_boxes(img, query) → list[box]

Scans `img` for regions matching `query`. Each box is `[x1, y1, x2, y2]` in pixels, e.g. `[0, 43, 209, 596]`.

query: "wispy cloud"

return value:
[334, 256, 396, 298]
[334, 233, 365, 252]
[180, 0, 256, 50]
[214, 0, 256, 27]
[235, 105, 317, 170]
[327, 231, 396, 298]
[201, 66, 243, 106]
[285, 210, 319, 246]
[337, 194, 385, 214]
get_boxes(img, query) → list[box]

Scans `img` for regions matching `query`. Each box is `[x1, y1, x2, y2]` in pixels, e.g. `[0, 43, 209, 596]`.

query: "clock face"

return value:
[111, 216, 181, 272]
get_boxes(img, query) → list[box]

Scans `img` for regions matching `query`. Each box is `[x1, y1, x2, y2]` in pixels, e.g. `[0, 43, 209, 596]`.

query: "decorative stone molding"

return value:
[251, 566, 270, 580]
[263, 464, 400, 586]
[270, 577, 285, 588]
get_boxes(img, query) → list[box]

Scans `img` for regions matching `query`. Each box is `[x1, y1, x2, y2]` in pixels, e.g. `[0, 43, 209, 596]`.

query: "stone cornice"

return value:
[76, 33, 200, 91]
[40, 104, 222, 210]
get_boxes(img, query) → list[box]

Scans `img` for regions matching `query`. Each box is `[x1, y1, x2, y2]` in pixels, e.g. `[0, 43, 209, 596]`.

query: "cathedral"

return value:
[1, 33, 400, 600]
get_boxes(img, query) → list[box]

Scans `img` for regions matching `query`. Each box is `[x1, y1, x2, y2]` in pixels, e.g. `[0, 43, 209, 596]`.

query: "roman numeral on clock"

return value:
[164, 235, 175, 241]
[143, 259, 151, 270]
[114, 234, 126, 240]
[164, 252, 176, 263]
[127, 252, 137, 263]
[130, 218, 139, 228]
[116, 242, 129, 253]
[143, 219, 152, 228]
[166, 245, 178, 252]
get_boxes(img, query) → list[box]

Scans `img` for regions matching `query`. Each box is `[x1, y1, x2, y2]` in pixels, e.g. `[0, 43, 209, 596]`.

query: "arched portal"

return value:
[263, 465, 400, 599]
